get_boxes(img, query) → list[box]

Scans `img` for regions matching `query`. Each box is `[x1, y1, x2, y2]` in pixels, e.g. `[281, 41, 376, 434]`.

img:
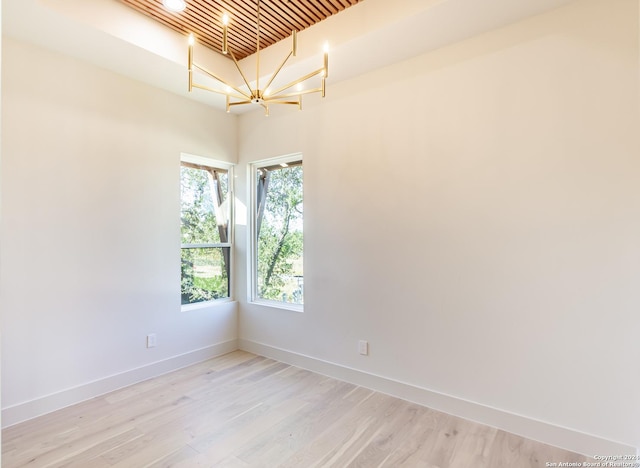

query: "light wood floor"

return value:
[2, 351, 592, 467]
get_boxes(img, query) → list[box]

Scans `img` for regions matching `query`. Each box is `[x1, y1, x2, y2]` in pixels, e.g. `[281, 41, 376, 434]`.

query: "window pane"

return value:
[180, 160, 232, 306]
[181, 247, 230, 304]
[256, 164, 303, 304]
[180, 166, 228, 244]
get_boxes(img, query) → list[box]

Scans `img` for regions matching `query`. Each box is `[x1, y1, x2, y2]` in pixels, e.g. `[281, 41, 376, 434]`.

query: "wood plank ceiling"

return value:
[121, 0, 362, 60]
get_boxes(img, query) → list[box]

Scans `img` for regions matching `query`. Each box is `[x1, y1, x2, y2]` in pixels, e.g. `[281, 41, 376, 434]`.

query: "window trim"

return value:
[248, 153, 304, 312]
[180, 153, 234, 310]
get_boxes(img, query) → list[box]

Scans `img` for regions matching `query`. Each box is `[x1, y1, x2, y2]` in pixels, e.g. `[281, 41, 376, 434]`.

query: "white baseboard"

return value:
[239, 339, 636, 457]
[1, 339, 239, 428]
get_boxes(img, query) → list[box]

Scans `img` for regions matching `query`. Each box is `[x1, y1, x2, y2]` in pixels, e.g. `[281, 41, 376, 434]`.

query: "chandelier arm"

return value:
[292, 30, 297, 56]
[263, 51, 293, 95]
[193, 62, 252, 100]
[228, 100, 252, 106]
[262, 100, 301, 105]
[267, 68, 325, 98]
[188, 39, 193, 92]
[226, 49, 254, 97]
[266, 87, 323, 101]
[191, 83, 247, 100]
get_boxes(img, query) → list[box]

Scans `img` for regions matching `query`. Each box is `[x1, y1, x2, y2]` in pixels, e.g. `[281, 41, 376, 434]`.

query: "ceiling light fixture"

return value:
[187, 0, 328, 116]
[163, 0, 186, 12]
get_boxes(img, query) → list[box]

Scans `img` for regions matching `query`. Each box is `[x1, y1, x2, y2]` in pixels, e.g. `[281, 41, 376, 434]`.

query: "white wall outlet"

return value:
[358, 340, 369, 356]
[146, 333, 157, 348]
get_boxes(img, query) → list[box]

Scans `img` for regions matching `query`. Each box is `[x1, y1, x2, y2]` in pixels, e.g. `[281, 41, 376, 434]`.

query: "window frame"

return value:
[248, 153, 304, 312]
[180, 153, 234, 311]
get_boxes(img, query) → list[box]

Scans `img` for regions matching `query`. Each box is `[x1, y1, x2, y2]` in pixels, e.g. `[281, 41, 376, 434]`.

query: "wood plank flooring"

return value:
[2, 351, 593, 467]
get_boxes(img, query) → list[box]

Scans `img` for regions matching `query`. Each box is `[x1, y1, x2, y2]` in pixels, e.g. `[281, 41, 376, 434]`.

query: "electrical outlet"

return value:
[358, 340, 369, 356]
[146, 333, 157, 348]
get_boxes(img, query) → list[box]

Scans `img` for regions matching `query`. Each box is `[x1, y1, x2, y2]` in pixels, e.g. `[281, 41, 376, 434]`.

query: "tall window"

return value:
[250, 155, 303, 308]
[180, 155, 233, 306]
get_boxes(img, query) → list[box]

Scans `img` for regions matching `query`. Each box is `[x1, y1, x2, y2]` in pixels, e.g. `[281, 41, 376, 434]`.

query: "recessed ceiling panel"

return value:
[121, 0, 361, 60]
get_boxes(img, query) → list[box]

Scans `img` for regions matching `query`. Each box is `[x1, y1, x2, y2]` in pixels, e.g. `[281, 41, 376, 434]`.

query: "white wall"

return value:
[0, 38, 238, 425]
[236, 0, 640, 454]
[0, 1, 4, 459]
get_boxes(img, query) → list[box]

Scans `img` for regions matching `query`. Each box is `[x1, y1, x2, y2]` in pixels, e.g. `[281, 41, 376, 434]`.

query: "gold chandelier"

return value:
[187, 0, 328, 116]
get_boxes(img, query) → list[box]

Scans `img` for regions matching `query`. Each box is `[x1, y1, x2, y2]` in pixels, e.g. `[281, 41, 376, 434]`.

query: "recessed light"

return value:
[163, 0, 186, 12]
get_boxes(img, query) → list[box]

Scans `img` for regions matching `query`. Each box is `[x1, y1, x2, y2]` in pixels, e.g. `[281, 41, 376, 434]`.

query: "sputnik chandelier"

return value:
[187, 0, 329, 116]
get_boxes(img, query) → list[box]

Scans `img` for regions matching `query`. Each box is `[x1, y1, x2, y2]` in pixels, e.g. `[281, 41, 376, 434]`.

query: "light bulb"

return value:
[163, 0, 186, 12]
[222, 13, 230, 26]
[188, 33, 195, 46]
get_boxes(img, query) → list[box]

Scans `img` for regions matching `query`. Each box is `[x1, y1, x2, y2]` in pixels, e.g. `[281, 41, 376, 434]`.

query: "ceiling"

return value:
[2, 0, 578, 113]
[121, 0, 361, 60]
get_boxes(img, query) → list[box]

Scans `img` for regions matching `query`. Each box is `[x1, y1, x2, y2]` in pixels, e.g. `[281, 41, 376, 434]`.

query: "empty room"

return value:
[1, 0, 639, 466]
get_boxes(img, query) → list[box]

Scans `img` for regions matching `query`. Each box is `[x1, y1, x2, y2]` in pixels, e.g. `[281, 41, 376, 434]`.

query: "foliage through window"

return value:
[253, 157, 303, 306]
[181, 158, 232, 305]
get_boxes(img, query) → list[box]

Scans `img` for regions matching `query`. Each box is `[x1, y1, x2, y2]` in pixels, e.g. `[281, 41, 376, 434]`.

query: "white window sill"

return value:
[181, 298, 235, 312]
[249, 299, 304, 313]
